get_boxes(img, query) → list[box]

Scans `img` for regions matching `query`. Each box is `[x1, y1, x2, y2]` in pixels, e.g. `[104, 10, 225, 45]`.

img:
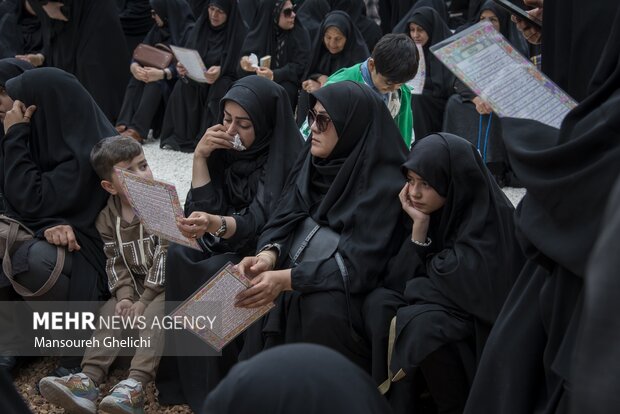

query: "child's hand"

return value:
[129, 301, 146, 319]
[115, 299, 133, 317]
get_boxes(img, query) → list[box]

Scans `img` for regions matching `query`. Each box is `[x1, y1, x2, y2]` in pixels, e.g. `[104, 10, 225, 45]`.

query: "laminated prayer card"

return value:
[115, 168, 201, 250]
[431, 21, 577, 128]
[170, 45, 209, 83]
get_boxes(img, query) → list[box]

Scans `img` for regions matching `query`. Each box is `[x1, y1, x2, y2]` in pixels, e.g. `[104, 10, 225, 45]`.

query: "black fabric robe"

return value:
[297, 10, 369, 125]
[463, 5, 620, 412]
[159, 0, 246, 152]
[28, 0, 129, 123]
[374, 134, 523, 412]
[203, 344, 392, 414]
[116, 0, 195, 139]
[1, 67, 114, 302]
[187, 0, 207, 16]
[156, 75, 303, 412]
[240, 81, 407, 371]
[0, 0, 42, 58]
[116, 0, 153, 54]
[394, 6, 454, 140]
[238, 0, 311, 108]
[296, 0, 331, 40]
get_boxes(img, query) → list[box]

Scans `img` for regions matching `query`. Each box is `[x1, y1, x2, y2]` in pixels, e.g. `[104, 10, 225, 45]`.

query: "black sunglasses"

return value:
[282, 6, 296, 17]
[307, 109, 332, 133]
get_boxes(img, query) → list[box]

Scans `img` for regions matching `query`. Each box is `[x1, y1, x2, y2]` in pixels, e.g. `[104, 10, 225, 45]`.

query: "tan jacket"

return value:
[95, 196, 167, 305]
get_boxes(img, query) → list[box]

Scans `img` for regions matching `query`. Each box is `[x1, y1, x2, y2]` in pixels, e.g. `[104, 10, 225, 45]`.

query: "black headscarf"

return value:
[2, 67, 113, 236]
[258, 81, 407, 293]
[27, 0, 129, 122]
[239, 0, 310, 78]
[117, 0, 153, 37]
[146, 0, 195, 47]
[297, 0, 331, 40]
[0, 58, 34, 140]
[206, 75, 303, 211]
[402, 133, 524, 325]
[330, 0, 382, 52]
[475, 0, 529, 56]
[0, 0, 42, 58]
[394, 6, 454, 98]
[186, 0, 246, 74]
[305, 11, 369, 80]
[187, 0, 207, 16]
[203, 344, 392, 413]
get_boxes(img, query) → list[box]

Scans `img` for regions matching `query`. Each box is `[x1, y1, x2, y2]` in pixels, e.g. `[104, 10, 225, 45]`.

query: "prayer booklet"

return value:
[170, 45, 209, 83]
[249, 53, 272, 69]
[431, 21, 577, 129]
[170, 263, 274, 351]
[115, 168, 201, 250]
[407, 43, 426, 95]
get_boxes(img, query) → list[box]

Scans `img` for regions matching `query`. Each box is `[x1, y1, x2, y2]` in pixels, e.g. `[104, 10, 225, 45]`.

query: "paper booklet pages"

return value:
[170, 263, 274, 351]
[115, 168, 201, 250]
[170, 45, 209, 83]
[407, 43, 426, 95]
[431, 21, 577, 129]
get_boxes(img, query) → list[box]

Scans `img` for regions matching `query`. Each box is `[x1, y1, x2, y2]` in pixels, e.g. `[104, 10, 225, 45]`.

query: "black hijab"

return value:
[305, 10, 369, 80]
[187, 0, 207, 16]
[330, 0, 382, 52]
[117, 0, 153, 37]
[146, 0, 195, 47]
[258, 81, 407, 293]
[402, 133, 524, 324]
[475, 0, 529, 56]
[206, 75, 303, 211]
[297, 0, 331, 40]
[0, 58, 34, 140]
[240, 0, 309, 71]
[0, 0, 42, 58]
[203, 344, 392, 414]
[2, 67, 113, 236]
[394, 6, 454, 98]
[185, 0, 246, 74]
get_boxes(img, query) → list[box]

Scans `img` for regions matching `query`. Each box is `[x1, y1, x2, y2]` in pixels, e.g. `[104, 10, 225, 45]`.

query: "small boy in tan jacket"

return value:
[40, 136, 167, 414]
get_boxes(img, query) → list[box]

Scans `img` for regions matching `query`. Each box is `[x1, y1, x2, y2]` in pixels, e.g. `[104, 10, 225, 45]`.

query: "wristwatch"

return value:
[212, 215, 227, 238]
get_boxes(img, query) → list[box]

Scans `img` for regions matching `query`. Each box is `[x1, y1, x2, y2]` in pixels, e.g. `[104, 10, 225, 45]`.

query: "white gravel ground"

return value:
[142, 138, 527, 207]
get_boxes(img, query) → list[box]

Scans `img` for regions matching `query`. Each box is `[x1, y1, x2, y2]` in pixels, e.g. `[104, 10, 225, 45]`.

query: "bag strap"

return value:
[2, 221, 66, 297]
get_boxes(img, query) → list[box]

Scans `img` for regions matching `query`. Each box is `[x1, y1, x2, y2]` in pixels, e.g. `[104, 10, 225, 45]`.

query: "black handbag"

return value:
[288, 217, 340, 266]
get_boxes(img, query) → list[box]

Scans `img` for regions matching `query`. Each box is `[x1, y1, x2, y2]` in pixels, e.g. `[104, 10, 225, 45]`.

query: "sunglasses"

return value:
[307, 109, 332, 133]
[282, 6, 296, 17]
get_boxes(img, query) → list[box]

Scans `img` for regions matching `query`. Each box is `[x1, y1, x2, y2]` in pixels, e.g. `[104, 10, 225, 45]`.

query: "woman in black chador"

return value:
[156, 75, 303, 411]
[159, 0, 246, 152]
[364, 133, 523, 414]
[297, 10, 369, 124]
[0, 68, 115, 370]
[115, 0, 194, 144]
[394, 6, 454, 140]
[27, 0, 129, 123]
[203, 344, 392, 414]
[235, 81, 407, 371]
[238, 0, 311, 109]
[464, 4, 620, 413]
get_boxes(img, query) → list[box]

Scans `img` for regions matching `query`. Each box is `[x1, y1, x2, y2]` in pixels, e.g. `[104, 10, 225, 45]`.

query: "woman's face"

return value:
[278, 0, 296, 31]
[222, 100, 256, 148]
[480, 10, 500, 32]
[208, 4, 228, 27]
[409, 23, 429, 47]
[323, 26, 347, 55]
[406, 170, 446, 214]
[309, 101, 338, 158]
[0, 88, 15, 123]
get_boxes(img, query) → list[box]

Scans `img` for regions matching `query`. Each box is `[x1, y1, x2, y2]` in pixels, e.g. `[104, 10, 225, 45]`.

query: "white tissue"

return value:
[232, 134, 246, 151]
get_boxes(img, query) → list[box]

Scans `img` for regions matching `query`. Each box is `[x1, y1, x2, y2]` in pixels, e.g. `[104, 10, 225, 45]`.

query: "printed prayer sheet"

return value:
[170, 45, 208, 83]
[115, 168, 201, 250]
[170, 263, 274, 351]
[431, 21, 577, 128]
[407, 43, 426, 95]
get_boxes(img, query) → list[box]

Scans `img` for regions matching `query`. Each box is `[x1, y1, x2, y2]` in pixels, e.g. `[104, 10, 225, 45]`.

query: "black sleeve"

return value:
[272, 28, 311, 85]
[225, 188, 268, 251]
[184, 182, 228, 217]
[382, 237, 427, 293]
[455, 78, 476, 101]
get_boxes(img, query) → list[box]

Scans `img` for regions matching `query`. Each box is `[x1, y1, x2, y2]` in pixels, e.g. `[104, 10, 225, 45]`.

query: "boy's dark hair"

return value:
[371, 33, 419, 84]
[90, 135, 143, 180]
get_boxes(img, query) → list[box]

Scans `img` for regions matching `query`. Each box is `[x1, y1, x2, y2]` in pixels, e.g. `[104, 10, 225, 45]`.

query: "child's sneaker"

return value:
[99, 378, 145, 414]
[38, 372, 98, 414]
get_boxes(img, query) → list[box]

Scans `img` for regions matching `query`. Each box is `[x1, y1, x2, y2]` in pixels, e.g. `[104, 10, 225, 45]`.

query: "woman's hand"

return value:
[4, 100, 36, 133]
[235, 269, 292, 308]
[15, 53, 45, 67]
[256, 67, 274, 81]
[143, 67, 165, 83]
[194, 124, 234, 159]
[512, 0, 543, 45]
[205, 65, 221, 84]
[131, 63, 148, 82]
[240, 56, 256, 72]
[472, 96, 493, 115]
[43, 224, 81, 252]
[177, 211, 212, 239]
[176, 62, 188, 77]
[302, 79, 321, 93]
